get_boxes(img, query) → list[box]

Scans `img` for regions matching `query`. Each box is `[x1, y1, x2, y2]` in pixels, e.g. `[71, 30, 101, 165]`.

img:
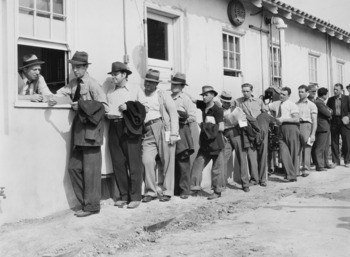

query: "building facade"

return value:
[1, 0, 349, 223]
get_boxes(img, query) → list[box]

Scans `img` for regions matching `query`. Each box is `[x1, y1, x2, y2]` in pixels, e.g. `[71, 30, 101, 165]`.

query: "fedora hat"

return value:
[68, 51, 91, 65]
[200, 85, 218, 97]
[144, 69, 161, 83]
[169, 72, 187, 86]
[107, 61, 132, 75]
[220, 91, 232, 102]
[19, 54, 45, 70]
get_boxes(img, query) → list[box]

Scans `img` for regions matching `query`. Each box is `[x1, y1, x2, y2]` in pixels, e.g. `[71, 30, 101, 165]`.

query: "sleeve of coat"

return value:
[163, 92, 179, 135]
[316, 101, 332, 118]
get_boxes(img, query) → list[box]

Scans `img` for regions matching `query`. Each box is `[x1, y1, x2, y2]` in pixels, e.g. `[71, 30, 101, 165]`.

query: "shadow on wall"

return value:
[132, 45, 147, 79]
[44, 109, 79, 210]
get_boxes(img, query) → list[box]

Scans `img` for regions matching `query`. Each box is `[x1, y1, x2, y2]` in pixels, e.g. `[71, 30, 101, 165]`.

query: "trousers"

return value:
[312, 131, 330, 169]
[68, 146, 101, 212]
[299, 122, 312, 172]
[109, 120, 143, 202]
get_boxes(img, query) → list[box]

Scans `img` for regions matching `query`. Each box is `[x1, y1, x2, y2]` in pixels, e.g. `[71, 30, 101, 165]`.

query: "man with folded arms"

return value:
[137, 69, 179, 203]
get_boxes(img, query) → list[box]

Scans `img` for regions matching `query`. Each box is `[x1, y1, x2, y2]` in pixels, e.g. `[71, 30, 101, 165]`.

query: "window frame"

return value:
[222, 31, 242, 77]
[15, 0, 70, 109]
[271, 44, 281, 86]
[336, 60, 344, 85]
[308, 53, 319, 85]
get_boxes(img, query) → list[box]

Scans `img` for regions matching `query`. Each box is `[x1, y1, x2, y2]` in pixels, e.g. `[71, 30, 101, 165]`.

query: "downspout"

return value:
[326, 34, 333, 92]
[123, 0, 129, 64]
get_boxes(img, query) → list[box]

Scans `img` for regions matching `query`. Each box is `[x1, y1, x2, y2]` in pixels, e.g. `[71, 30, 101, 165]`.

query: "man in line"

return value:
[307, 84, 318, 102]
[105, 61, 145, 209]
[296, 85, 318, 176]
[220, 91, 250, 192]
[18, 54, 52, 102]
[269, 87, 300, 182]
[169, 72, 196, 199]
[137, 69, 179, 202]
[50, 51, 108, 217]
[187, 86, 225, 199]
[233, 83, 267, 186]
[312, 87, 334, 171]
[327, 83, 350, 167]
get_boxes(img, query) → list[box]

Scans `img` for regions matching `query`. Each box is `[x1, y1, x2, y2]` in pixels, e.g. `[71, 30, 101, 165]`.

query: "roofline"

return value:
[246, 0, 350, 43]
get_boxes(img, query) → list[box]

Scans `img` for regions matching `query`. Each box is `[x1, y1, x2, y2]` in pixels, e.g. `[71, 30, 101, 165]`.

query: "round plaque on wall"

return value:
[227, 0, 246, 26]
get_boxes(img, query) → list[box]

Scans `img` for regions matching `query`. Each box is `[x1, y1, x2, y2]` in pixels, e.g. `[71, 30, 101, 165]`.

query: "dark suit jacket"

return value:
[315, 98, 331, 133]
[327, 94, 350, 129]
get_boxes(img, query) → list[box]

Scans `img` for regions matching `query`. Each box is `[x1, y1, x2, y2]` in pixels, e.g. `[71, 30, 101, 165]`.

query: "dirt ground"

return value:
[1, 166, 349, 257]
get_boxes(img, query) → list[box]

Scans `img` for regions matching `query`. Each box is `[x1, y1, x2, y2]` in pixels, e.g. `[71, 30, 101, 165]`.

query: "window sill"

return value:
[14, 101, 71, 109]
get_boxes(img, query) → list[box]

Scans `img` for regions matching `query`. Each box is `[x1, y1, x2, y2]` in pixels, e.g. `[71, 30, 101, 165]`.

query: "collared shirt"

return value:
[296, 98, 318, 123]
[172, 92, 197, 122]
[223, 107, 236, 129]
[269, 100, 299, 120]
[233, 97, 267, 118]
[335, 95, 342, 116]
[18, 73, 52, 96]
[106, 82, 134, 119]
[137, 88, 161, 123]
[56, 72, 108, 111]
[196, 100, 223, 124]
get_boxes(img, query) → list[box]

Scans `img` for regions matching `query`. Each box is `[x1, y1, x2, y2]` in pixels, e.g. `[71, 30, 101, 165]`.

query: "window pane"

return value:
[235, 37, 240, 53]
[223, 34, 227, 50]
[229, 52, 234, 68]
[229, 36, 234, 52]
[20, 0, 34, 8]
[236, 54, 240, 70]
[37, 0, 50, 12]
[147, 18, 168, 60]
[223, 51, 228, 68]
[53, 0, 64, 14]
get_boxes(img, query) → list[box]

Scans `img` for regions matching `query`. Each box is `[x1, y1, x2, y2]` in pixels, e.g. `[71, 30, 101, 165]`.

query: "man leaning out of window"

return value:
[18, 54, 53, 102]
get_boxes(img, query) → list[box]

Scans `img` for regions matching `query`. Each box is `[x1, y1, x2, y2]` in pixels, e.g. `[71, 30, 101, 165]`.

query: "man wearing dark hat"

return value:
[186, 85, 225, 200]
[169, 72, 196, 199]
[51, 51, 108, 217]
[346, 84, 350, 96]
[105, 61, 145, 209]
[18, 54, 52, 102]
[220, 91, 250, 192]
[137, 69, 179, 203]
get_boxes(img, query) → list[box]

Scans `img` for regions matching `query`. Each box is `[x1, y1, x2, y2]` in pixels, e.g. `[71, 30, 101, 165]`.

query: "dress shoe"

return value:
[159, 195, 171, 202]
[325, 164, 336, 169]
[142, 195, 157, 203]
[127, 201, 141, 209]
[207, 192, 221, 200]
[190, 190, 199, 197]
[284, 178, 297, 183]
[180, 194, 189, 199]
[249, 180, 258, 186]
[76, 210, 99, 217]
[316, 167, 327, 172]
[260, 182, 267, 187]
[301, 173, 309, 177]
[74, 209, 84, 216]
[114, 200, 128, 208]
[243, 187, 250, 192]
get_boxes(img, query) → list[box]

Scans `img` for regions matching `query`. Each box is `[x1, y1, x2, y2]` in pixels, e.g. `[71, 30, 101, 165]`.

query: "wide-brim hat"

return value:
[144, 69, 161, 83]
[200, 85, 218, 97]
[68, 51, 91, 65]
[220, 91, 232, 102]
[107, 61, 132, 75]
[19, 54, 45, 70]
[169, 72, 188, 86]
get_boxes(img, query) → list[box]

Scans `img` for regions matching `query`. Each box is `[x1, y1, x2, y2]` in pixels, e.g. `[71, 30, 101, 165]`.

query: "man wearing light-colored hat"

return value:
[137, 69, 179, 203]
[51, 51, 108, 217]
[18, 54, 52, 102]
[186, 85, 225, 200]
[219, 90, 250, 192]
[169, 72, 196, 199]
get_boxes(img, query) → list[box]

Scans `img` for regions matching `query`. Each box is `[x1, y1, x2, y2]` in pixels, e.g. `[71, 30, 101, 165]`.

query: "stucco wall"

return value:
[2, 0, 350, 223]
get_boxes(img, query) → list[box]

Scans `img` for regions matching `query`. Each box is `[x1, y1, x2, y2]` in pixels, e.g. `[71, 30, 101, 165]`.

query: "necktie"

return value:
[277, 102, 282, 118]
[72, 78, 82, 102]
[25, 81, 31, 95]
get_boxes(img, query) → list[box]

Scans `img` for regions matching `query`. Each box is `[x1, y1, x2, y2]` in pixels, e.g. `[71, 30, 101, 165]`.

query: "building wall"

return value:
[1, 0, 350, 223]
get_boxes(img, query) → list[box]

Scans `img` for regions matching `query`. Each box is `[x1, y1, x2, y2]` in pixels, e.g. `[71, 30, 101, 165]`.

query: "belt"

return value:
[110, 117, 123, 123]
[300, 121, 311, 124]
[145, 117, 162, 127]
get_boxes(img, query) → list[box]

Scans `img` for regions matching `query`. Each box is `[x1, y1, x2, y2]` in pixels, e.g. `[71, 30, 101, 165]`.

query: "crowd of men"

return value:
[18, 52, 350, 217]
